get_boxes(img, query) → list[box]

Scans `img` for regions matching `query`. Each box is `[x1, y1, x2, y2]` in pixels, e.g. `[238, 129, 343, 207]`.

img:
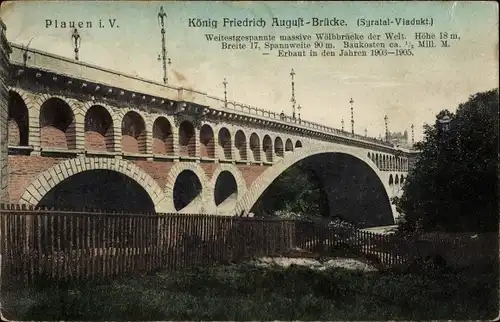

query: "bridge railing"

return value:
[206, 95, 396, 148]
[10, 43, 406, 151]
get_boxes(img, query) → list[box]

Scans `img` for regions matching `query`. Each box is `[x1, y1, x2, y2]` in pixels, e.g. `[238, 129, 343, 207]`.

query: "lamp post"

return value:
[341, 118, 344, 132]
[157, 6, 171, 85]
[349, 98, 354, 135]
[71, 28, 81, 61]
[290, 68, 296, 120]
[297, 104, 302, 122]
[365, 128, 367, 137]
[384, 114, 389, 142]
[223, 77, 228, 109]
[22, 37, 35, 65]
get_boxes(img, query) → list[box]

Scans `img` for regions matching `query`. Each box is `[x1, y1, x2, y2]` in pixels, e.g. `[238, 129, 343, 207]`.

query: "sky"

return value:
[1, 1, 498, 141]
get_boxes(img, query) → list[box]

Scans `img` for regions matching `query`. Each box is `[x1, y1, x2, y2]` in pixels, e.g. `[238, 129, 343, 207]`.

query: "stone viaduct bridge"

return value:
[0, 26, 419, 227]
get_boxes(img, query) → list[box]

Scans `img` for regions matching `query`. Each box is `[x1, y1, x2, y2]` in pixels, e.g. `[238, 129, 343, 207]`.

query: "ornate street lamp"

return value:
[22, 36, 35, 65]
[290, 68, 296, 119]
[71, 28, 81, 61]
[223, 77, 228, 109]
[341, 118, 344, 132]
[297, 104, 302, 122]
[349, 97, 354, 135]
[157, 6, 171, 84]
[384, 114, 389, 141]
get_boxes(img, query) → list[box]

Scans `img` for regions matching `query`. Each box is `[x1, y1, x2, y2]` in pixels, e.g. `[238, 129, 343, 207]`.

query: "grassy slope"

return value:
[3, 263, 498, 321]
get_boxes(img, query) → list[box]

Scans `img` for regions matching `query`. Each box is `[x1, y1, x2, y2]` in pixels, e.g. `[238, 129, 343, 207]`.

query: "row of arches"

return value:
[8, 91, 303, 162]
[197, 123, 302, 162]
[367, 151, 409, 172]
[173, 169, 239, 212]
[33, 168, 240, 214]
[388, 173, 405, 186]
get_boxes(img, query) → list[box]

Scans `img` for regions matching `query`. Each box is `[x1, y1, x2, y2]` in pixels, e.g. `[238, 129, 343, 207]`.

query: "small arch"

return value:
[375, 154, 379, 167]
[214, 171, 238, 211]
[173, 170, 202, 212]
[199, 124, 215, 158]
[263, 135, 273, 162]
[389, 174, 394, 185]
[367, 152, 371, 161]
[152, 117, 174, 155]
[179, 121, 196, 157]
[285, 139, 294, 152]
[295, 140, 303, 148]
[234, 130, 247, 161]
[8, 90, 29, 146]
[39, 97, 76, 149]
[84, 105, 114, 152]
[395, 174, 399, 184]
[218, 127, 232, 159]
[401, 175, 405, 184]
[274, 137, 284, 158]
[250, 132, 261, 162]
[121, 111, 146, 154]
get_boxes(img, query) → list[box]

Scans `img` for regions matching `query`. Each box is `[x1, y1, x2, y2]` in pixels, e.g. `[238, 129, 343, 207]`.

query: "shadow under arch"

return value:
[236, 146, 394, 228]
[37, 169, 156, 213]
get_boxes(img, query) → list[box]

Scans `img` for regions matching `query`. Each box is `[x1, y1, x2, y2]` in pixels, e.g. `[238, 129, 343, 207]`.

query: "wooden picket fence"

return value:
[0, 204, 411, 288]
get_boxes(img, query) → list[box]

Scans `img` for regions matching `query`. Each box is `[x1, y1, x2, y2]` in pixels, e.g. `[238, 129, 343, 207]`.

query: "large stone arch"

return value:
[19, 157, 167, 212]
[210, 164, 247, 215]
[164, 163, 213, 213]
[235, 144, 395, 226]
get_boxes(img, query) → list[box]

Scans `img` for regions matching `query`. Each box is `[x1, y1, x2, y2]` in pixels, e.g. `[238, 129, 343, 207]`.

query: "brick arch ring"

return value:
[8, 87, 34, 108]
[32, 93, 80, 115]
[19, 157, 167, 212]
[163, 162, 213, 214]
[234, 144, 393, 215]
[210, 164, 247, 215]
[79, 101, 118, 122]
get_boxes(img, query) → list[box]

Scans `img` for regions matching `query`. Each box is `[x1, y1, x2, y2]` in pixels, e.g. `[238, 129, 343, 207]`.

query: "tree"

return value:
[250, 162, 330, 220]
[397, 88, 499, 233]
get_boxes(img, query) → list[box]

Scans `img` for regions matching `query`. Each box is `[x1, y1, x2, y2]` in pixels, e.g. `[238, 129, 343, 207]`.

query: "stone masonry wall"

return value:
[0, 19, 11, 203]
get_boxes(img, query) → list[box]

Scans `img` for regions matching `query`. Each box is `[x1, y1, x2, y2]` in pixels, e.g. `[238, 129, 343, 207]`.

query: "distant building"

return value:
[388, 129, 411, 148]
